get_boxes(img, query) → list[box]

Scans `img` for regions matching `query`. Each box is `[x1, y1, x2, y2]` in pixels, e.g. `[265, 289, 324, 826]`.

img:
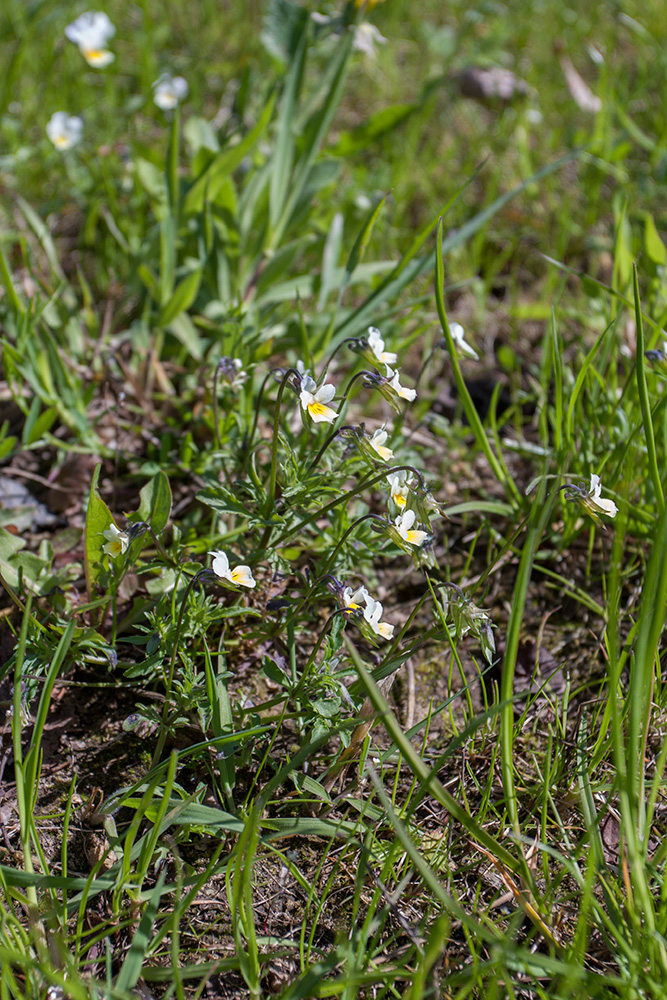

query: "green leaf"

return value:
[157, 267, 202, 327]
[116, 871, 166, 991]
[339, 191, 389, 301]
[167, 313, 204, 359]
[261, 0, 309, 62]
[133, 471, 172, 534]
[84, 464, 113, 600]
[645, 213, 667, 265]
[269, 28, 306, 232]
[183, 95, 277, 216]
[21, 398, 57, 446]
[331, 103, 416, 156]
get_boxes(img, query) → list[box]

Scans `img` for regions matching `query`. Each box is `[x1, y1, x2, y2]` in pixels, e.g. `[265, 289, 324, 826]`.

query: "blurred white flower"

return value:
[210, 550, 256, 588]
[300, 374, 338, 424]
[385, 365, 416, 402]
[102, 523, 129, 558]
[449, 322, 478, 360]
[153, 74, 189, 110]
[367, 326, 397, 365]
[395, 509, 428, 547]
[369, 427, 393, 462]
[353, 22, 386, 58]
[363, 594, 394, 639]
[217, 356, 247, 390]
[65, 11, 115, 68]
[46, 112, 83, 150]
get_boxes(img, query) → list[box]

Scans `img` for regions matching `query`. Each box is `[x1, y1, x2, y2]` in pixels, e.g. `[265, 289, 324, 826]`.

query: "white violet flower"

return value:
[395, 509, 428, 547]
[209, 550, 256, 588]
[65, 11, 116, 68]
[46, 112, 83, 150]
[367, 326, 397, 365]
[153, 73, 189, 110]
[343, 585, 370, 611]
[102, 523, 129, 558]
[387, 471, 413, 509]
[353, 22, 387, 58]
[586, 474, 618, 518]
[363, 594, 394, 640]
[299, 374, 338, 424]
[385, 365, 417, 402]
[448, 322, 479, 360]
[369, 427, 393, 462]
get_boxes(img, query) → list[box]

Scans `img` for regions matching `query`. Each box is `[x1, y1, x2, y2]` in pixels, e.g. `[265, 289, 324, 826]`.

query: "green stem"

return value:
[434, 219, 521, 508]
[633, 264, 664, 514]
[272, 464, 424, 548]
[151, 569, 204, 768]
[322, 512, 388, 576]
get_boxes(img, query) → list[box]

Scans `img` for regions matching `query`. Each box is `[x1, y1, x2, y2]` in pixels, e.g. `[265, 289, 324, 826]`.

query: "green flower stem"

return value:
[307, 424, 357, 472]
[434, 218, 521, 508]
[151, 569, 204, 768]
[212, 361, 223, 452]
[290, 610, 348, 702]
[340, 369, 376, 402]
[259, 368, 300, 551]
[320, 337, 359, 380]
[322, 512, 388, 576]
[272, 464, 425, 548]
[242, 369, 283, 476]
[633, 264, 664, 514]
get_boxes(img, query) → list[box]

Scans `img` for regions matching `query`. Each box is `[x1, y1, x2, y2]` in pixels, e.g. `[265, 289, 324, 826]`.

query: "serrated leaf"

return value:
[84, 464, 114, 600]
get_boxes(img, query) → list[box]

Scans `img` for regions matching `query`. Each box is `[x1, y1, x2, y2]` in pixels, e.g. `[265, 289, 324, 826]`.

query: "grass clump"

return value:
[2, 1, 667, 998]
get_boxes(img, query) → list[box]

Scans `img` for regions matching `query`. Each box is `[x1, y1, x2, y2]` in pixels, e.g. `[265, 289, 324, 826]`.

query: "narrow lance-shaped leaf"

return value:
[84, 463, 114, 599]
[269, 28, 306, 232]
[337, 190, 390, 307]
[133, 470, 172, 534]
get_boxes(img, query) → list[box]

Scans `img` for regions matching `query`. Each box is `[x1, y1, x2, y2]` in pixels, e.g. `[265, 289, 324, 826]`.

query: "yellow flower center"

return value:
[393, 493, 407, 507]
[308, 402, 328, 417]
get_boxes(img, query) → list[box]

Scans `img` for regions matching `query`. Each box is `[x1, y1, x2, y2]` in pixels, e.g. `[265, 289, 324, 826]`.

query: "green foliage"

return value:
[4, 0, 667, 997]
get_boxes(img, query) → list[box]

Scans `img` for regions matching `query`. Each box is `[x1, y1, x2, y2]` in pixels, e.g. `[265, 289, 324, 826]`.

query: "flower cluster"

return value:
[48, 13, 189, 150]
[342, 585, 394, 641]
